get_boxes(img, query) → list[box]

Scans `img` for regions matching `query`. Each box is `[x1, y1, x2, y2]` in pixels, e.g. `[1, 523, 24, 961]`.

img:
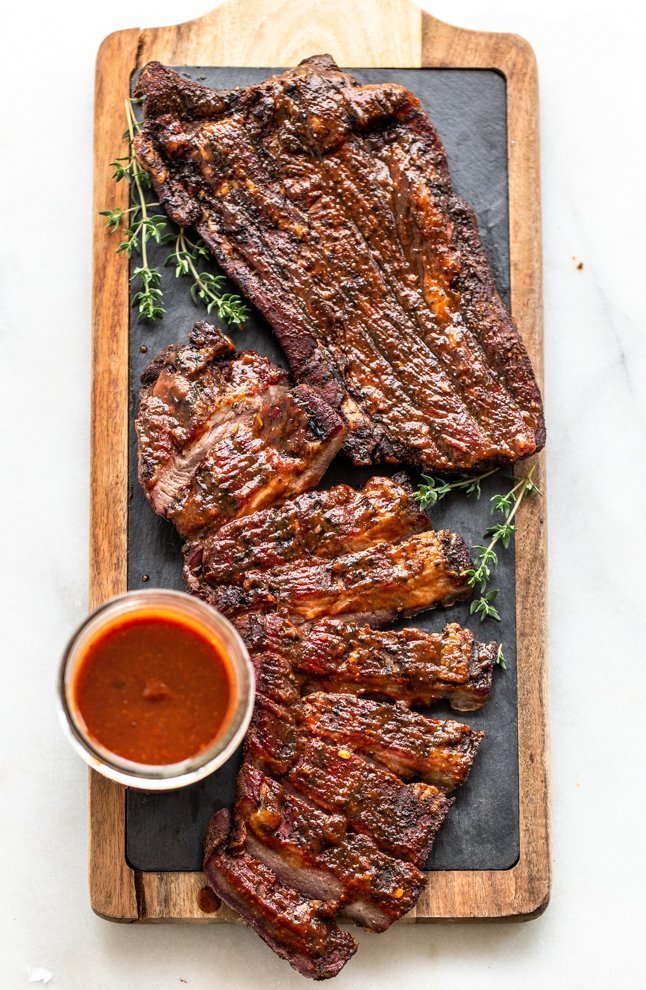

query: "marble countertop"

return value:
[1, 0, 644, 986]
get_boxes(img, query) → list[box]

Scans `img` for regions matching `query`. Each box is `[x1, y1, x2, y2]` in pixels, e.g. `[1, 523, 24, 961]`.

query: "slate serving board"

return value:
[124, 65, 518, 874]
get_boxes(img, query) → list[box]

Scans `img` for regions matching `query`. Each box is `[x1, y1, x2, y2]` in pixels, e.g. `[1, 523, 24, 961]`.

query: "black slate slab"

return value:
[125, 66, 518, 873]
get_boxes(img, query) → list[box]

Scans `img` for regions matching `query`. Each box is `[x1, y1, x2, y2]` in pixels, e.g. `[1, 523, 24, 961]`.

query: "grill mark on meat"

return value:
[196, 171, 448, 463]
[237, 765, 426, 932]
[184, 473, 428, 586]
[296, 619, 495, 711]
[302, 693, 482, 791]
[287, 737, 453, 866]
[201, 145, 471, 465]
[204, 811, 357, 980]
[389, 107, 539, 417]
[187, 521, 472, 624]
[276, 145, 494, 463]
[135, 55, 545, 471]
[324, 141, 531, 451]
[235, 612, 494, 712]
[244, 694, 299, 778]
[136, 321, 345, 538]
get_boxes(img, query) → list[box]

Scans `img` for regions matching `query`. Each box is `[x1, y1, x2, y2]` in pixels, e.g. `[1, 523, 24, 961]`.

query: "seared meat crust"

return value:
[136, 320, 345, 538]
[184, 475, 472, 624]
[135, 56, 545, 471]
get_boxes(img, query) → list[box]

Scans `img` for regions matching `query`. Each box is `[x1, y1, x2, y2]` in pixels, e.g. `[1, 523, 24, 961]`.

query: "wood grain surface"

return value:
[90, 0, 549, 923]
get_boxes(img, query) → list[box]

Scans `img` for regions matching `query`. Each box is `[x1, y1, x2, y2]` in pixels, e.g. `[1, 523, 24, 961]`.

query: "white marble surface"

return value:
[1, 0, 645, 985]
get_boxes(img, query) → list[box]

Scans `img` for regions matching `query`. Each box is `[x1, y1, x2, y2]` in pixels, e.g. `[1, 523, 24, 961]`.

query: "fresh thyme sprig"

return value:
[98, 98, 166, 320]
[414, 469, 498, 511]
[463, 465, 542, 623]
[495, 644, 507, 669]
[166, 230, 249, 325]
[100, 97, 248, 326]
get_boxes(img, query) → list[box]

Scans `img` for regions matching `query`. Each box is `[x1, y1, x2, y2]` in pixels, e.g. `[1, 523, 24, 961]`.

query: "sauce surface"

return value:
[72, 610, 235, 765]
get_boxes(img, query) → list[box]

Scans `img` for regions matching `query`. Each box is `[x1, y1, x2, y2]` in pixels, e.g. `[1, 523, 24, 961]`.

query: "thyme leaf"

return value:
[100, 97, 248, 327]
[463, 464, 542, 625]
[166, 231, 249, 326]
[414, 469, 498, 511]
[469, 589, 501, 623]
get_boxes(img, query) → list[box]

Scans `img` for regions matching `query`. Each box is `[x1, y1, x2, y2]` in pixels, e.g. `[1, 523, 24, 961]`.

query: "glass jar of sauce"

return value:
[58, 590, 254, 790]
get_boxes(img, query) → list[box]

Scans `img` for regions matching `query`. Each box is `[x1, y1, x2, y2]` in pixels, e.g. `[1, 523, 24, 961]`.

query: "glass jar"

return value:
[57, 589, 254, 790]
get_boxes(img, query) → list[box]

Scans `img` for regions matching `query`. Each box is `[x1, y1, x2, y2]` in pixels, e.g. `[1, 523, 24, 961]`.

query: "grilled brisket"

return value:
[135, 56, 545, 472]
[136, 320, 345, 538]
[287, 736, 453, 866]
[204, 810, 357, 980]
[200, 603, 488, 976]
[236, 764, 427, 931]
[235, 612, 495, 711]
[191, 528, 471, 623]
[302, 693, 482, 791]
[296, 619, 495, 711]
[185, 473, 428, 585]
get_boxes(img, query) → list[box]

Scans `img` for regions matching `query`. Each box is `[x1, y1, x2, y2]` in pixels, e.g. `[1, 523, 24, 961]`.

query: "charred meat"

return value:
[286, 736, 453, 866]
[296, 619, 496, 711]
[184, 475, 472, 624]
[202, 610, 483, 977]
[185, 473, 428, 585]
[236, 763, 428, 932]
[204, 809, 357, 980]
[137, 320, 345, 538]
[135, 56, 545, 472]
[235, 612, 495, 711]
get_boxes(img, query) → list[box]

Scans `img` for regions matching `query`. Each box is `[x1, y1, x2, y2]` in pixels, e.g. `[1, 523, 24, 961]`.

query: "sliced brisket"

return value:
[235, 612, 495, 711]
[301, 693, 483, 791]
[136, 320, 345, 538]
[201, 608, 483, 977]
[136, 56, 545, 472]
[236, 764, 427, 932]
[287, 737, 453, 866]
[187, 515, 472, 625]
[296, 619, 496, 711]
[204, 810, 357, 980]
[185, 473, 428, 585]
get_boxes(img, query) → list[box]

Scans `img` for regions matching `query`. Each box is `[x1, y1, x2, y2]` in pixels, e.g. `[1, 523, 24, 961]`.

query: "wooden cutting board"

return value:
[90, 0, 549, 923]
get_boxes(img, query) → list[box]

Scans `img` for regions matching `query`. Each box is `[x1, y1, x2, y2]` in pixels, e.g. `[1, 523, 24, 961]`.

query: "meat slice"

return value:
[184, 473, 427, 585]
[288, 737, 452, 866]
[234, 613, 303, 707]
[187, 527, 472, 624]
[135, 56, 545, 472]
[296, 620, 496, 711]
[199, 617, 482, 975]
[236, 613, 494, 711]
[302, 694, 482, 791]
[204, 810, 357, 980]
[244, 694, 299, 777]
[136, 320, 345, 538]
[237, 764, 426, 932]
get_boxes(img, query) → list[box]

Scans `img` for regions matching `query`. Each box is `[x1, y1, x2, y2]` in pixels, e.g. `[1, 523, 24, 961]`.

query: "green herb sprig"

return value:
[100, 98, 248, 326]
[99, 98, 166, 320]
[414, 469, 498, 511]
[166, 230, 248, 325]
[463, 465, 542, 623]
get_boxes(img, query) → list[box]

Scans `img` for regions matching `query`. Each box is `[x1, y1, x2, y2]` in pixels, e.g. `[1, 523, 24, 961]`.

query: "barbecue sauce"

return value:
[71, 609, 235, 765]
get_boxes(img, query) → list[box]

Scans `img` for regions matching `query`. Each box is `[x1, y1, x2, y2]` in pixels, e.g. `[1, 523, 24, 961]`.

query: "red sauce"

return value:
[72, 609, 235, 765]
